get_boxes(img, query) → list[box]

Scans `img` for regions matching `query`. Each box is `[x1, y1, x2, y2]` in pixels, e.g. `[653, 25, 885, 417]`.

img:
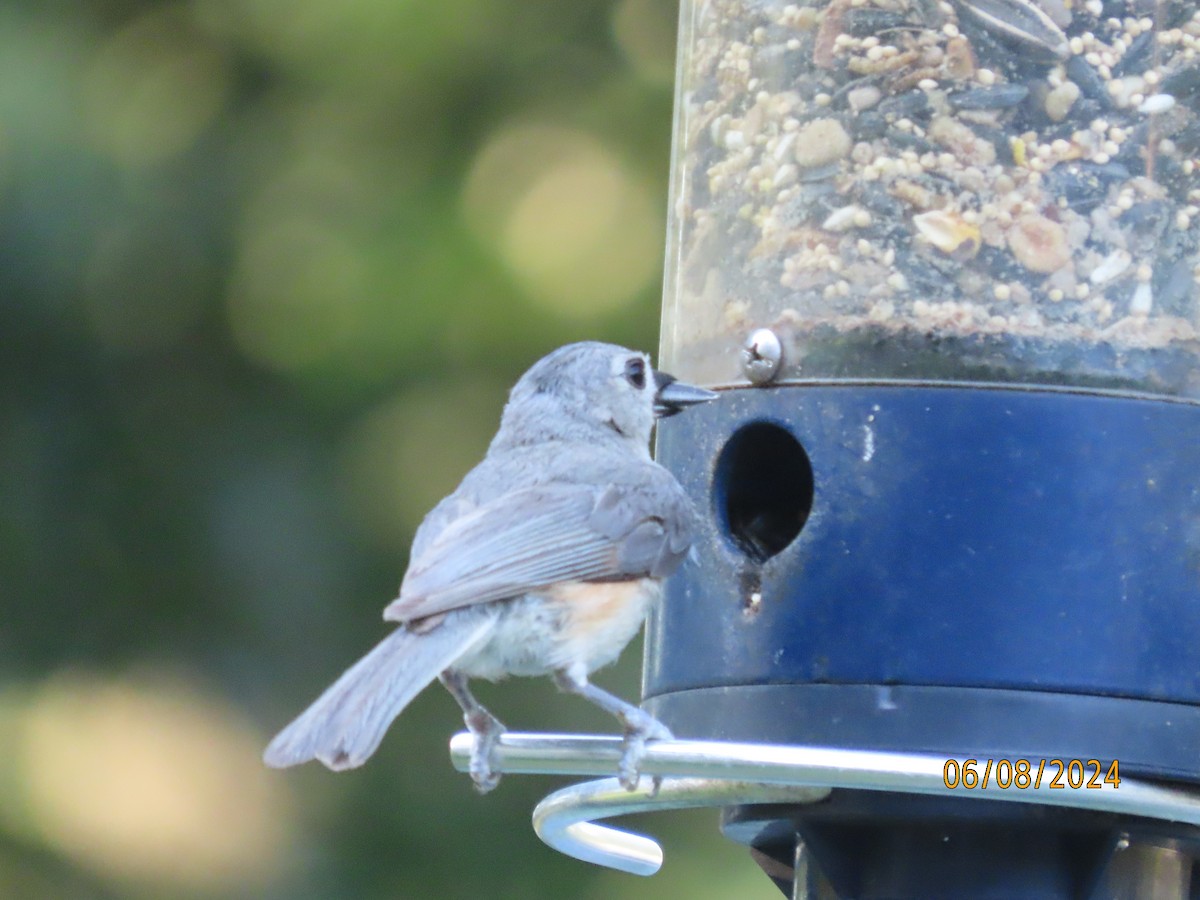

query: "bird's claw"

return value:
[618, 712, 673, 791]
[471, 766, 501, 793]
[468, 722, 506, 794]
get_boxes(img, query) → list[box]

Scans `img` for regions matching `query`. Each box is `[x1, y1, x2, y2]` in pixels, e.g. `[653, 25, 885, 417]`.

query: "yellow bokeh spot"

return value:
[338, 381, 502, 551]
[17, 672, 292, 891]
[463, 124, 662, 319]
[84, 5, 232, 167]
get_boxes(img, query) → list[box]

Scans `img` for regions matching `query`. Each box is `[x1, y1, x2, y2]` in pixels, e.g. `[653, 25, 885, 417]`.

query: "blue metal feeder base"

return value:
[647, 383, 1200, 897]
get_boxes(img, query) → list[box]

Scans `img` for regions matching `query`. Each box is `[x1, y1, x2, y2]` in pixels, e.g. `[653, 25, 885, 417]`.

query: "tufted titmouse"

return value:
[263, 342, 717, 791]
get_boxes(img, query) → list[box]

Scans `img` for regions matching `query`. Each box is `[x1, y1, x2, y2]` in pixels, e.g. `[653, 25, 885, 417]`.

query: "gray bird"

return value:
[263, 342, 717, 791]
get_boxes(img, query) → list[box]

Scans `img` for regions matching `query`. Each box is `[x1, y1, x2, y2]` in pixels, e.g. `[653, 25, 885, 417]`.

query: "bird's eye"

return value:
[624, 357, 646, 389]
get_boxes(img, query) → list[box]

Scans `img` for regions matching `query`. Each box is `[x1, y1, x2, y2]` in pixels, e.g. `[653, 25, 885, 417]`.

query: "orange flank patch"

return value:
[547, 578, 659, 665]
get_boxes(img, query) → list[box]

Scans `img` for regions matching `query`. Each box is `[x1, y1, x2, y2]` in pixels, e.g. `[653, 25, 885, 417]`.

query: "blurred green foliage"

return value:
[0, 0, 776, 897]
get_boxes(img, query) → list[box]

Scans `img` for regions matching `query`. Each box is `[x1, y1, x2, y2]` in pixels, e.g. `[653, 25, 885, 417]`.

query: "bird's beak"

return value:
[653, 370, 719, 418]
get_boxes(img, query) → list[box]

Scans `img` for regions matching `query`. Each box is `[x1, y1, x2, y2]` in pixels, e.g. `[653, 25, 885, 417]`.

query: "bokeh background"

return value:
[0, 0, 778, 897]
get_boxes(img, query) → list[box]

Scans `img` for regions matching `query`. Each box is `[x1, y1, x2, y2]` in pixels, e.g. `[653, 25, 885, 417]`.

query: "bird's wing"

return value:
[384, 477, 694, 623]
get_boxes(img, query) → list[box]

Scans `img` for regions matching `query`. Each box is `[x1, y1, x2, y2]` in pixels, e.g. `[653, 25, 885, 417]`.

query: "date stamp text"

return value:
[943, 758, 1120, 790]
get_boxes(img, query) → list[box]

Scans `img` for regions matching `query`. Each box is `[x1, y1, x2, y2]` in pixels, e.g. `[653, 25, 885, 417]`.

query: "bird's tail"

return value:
[263, 611, 497, 771]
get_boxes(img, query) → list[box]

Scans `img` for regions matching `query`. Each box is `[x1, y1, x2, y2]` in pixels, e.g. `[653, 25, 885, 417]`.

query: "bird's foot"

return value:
[468, 719, 506, 794]
[618, 710, 673, 792]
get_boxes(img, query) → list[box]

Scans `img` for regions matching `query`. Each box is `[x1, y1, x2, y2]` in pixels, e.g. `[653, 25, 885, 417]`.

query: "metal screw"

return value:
[741, 328, 783, 385]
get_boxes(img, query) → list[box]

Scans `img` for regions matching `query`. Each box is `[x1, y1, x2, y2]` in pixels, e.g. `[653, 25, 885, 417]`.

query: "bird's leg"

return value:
[439, 670, 506, 793]
[553, 664, 673, 791]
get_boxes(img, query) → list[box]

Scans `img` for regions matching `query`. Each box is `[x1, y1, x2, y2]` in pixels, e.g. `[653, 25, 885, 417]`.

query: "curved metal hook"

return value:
[532, 776, 829, 875]
[450, 733, 1200, 875]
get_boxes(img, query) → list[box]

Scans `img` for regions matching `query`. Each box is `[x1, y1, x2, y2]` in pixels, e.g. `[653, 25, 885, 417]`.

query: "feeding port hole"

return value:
[714, 422, 813, 563]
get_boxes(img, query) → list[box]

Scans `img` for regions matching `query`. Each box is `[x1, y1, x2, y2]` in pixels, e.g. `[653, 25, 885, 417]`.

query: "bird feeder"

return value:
[456, 0, 1200, 896]
[650, 0, 1200, 895]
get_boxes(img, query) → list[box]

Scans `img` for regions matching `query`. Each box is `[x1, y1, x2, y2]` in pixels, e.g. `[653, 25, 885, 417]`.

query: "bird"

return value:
[263, 342, 718, 792]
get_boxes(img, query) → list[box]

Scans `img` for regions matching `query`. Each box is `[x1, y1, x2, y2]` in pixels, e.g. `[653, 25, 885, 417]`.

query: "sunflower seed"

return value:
[843, 8, 910, 36]
[950, 84, 1031, 110]
[1066, 54, 1114, 107]
[1112, 29, 1155, 78]
[955, 0, 1070, 60]
[1162, 64, 1200, 100]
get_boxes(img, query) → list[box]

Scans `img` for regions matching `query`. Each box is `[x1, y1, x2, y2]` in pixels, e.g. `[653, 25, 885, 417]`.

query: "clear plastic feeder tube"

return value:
[660, 0, 1200, 396]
